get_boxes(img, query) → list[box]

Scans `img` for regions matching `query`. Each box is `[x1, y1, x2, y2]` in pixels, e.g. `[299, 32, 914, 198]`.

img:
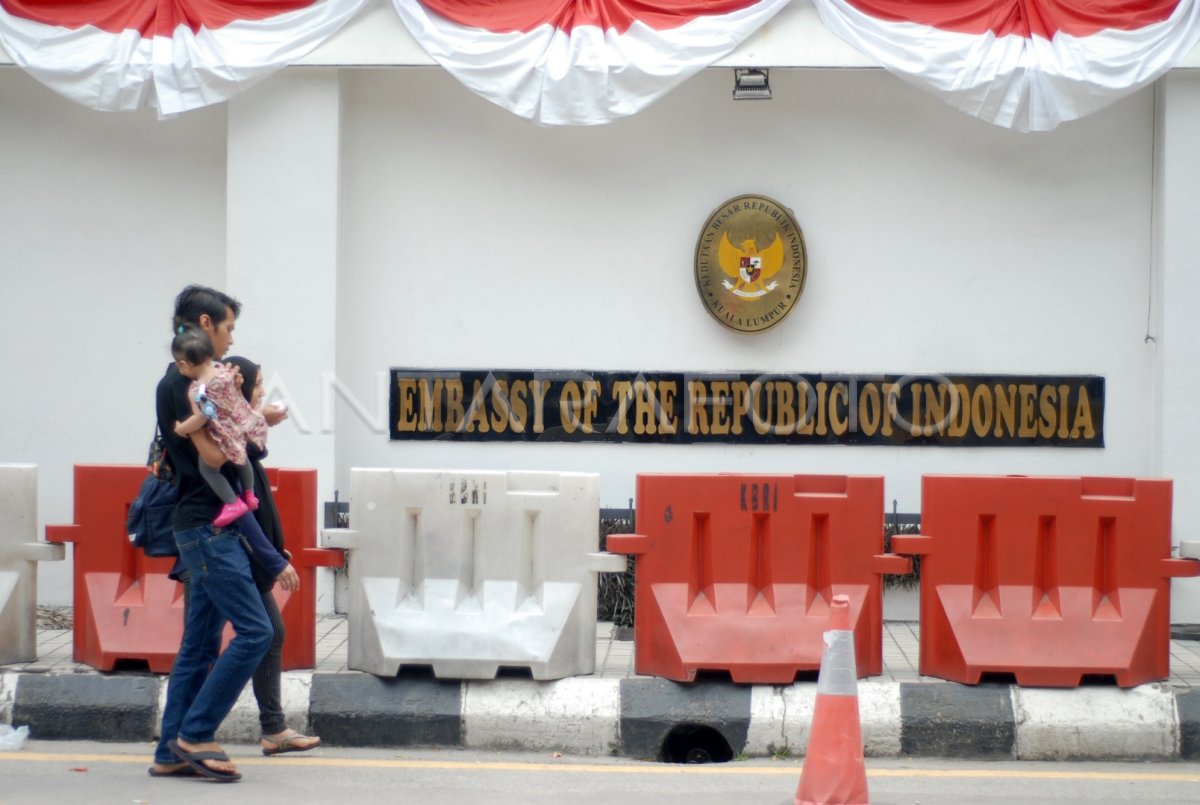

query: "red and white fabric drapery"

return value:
[0, 0, 367, 116]
[2, 1, 1200, 130]
[812, 0, 1200, 132]
[391, 0, 790, 125]
[0, 0, 787, 122]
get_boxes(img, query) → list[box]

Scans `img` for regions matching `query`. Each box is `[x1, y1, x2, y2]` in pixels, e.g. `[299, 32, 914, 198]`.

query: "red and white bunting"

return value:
[810, 0, 1200, 131]
[4, 1, 1199, 129]
[0, 0, 366, 117]
[391, 0, 791, 126]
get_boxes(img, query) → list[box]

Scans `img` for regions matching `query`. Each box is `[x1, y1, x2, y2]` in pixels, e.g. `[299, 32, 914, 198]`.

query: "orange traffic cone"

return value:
[794, 593, 869, 805]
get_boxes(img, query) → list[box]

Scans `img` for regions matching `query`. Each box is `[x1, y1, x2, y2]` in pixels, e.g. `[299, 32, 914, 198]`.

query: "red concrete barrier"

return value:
[46, 465, 341, 672]
[894, 475, 1200, 687]
[258, 467, 344, 670]
[46, 466, 183, 673]
[608, 474, 909, 683]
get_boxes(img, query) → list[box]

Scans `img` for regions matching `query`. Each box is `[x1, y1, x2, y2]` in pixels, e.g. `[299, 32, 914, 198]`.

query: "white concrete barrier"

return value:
[325, 469, 625, 680]
[0, 465, 64, 665]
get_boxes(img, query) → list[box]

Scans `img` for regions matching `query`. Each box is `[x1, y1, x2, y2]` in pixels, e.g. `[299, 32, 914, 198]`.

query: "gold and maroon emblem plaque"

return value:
[694, 194, 807, 333]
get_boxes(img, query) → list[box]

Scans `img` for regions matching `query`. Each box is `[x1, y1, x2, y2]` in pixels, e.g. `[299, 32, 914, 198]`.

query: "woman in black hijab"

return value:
[223, 356, 321, 756]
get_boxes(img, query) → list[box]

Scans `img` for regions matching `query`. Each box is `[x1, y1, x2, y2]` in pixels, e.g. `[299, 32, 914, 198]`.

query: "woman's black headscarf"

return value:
[224, 355, 259, 404]
[223, 355, 267, 461]
[223, 355, 284, 590]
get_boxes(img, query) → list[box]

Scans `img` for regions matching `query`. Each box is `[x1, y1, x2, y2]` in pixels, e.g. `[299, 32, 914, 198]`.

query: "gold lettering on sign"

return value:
[390, 371, 1102, 446]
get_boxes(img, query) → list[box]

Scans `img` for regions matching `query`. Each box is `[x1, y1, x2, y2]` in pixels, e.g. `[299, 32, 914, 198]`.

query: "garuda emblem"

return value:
[694, 194, 806, 334]
[718, 232, 784, 299]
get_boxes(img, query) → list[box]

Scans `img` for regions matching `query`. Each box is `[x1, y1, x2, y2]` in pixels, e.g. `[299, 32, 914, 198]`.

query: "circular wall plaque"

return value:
[694, 194, 807, 333]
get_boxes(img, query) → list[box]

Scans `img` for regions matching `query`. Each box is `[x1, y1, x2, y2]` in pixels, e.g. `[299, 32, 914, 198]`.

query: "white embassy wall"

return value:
[332, 67, 1158, 513]
[0, 60, 1186, 616]
[0, 68, 228, 604]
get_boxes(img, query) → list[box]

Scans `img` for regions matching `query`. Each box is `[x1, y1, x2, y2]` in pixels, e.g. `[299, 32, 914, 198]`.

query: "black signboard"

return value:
[389, 370, 1104, 447]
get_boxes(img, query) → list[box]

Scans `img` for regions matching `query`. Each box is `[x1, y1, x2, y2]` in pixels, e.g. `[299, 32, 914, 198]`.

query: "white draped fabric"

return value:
[811, 0, 1200, 131]
[391, 0, 791, 125]
[0, 0, 366, 116]
[1, 1, 1198, 130]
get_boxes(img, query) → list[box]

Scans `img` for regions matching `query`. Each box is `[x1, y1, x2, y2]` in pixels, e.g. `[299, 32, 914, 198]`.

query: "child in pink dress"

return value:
[172, 326, 269, 527]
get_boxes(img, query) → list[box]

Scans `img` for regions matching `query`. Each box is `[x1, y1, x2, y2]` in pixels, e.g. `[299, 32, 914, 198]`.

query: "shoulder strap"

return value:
[147, 425, 177, 484]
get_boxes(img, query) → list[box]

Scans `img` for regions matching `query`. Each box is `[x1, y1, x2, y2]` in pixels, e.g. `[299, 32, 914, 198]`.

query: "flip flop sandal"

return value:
[167, 739, 242, 782]
[148, 764, 200, 778]
[262, 733, 322, 756]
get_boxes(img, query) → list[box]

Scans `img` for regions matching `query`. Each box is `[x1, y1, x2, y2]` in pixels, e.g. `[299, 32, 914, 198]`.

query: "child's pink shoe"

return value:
[242, 490, 260, 512]
[214, 498, 249, 527]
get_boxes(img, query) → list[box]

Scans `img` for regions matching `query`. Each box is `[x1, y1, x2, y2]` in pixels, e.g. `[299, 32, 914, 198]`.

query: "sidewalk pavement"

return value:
[5, 616, 1200, 762]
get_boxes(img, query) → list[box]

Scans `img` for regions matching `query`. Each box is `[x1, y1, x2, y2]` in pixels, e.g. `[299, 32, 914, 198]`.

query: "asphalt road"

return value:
[2, 742, 1199, 805]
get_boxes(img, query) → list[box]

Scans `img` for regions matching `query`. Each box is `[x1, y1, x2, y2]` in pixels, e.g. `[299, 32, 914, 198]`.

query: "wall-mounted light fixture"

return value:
[733, 68, 771, 101]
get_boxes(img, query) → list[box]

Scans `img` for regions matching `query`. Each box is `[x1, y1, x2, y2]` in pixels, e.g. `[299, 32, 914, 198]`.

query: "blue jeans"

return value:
[153, 523, 272, 764]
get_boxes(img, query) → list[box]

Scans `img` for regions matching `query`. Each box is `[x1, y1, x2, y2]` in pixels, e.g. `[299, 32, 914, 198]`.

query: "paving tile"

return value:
[7, 615, 1200, 689]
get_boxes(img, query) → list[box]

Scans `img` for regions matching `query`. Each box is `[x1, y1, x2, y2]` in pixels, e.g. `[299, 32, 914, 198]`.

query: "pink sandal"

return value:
[214, 498, 248, 527]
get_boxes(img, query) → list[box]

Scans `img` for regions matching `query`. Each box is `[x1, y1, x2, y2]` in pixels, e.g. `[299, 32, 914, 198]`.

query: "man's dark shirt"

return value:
[156, 362, 227, 531]
[154, 362, 288, 579]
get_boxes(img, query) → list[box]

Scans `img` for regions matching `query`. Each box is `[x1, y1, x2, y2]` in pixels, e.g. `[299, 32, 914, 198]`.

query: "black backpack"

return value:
[125, 430, 179, 557]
